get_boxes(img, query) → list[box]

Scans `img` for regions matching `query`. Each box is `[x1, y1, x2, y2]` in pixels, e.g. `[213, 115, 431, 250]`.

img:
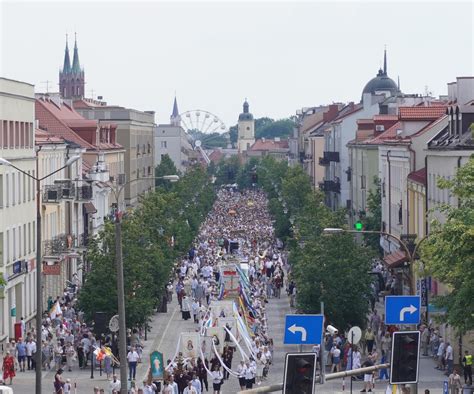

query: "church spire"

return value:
[170, 96, 181, 126]
[383, 46, 387, 75]
[72, 33, 81, 74]
[62, 34, 71, 74]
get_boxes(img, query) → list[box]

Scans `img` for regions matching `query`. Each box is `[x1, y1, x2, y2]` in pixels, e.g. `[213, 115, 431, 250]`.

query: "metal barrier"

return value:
[237, 363, 390, 393]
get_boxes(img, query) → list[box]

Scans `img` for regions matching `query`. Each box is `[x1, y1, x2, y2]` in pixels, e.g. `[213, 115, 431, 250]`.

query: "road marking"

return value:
[288, 324, 307, 341]
[399, 304, 417, 321]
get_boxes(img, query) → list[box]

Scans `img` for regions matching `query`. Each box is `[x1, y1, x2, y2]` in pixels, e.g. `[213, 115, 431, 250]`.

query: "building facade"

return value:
[75, 104, 151, 207]
[0, 78, 37, 344]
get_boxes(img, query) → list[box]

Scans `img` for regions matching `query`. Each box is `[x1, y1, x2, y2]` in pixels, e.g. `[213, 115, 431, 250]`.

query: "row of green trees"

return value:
[78, 157, 215, 329]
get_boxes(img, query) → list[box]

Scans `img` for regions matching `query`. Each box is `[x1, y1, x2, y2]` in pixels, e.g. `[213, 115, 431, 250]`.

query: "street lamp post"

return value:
[103, 175, 179, 394]
[0, 155, 80, 394]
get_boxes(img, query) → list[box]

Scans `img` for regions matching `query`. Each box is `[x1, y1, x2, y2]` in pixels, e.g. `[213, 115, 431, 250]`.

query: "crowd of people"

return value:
[161, 188, 284, 393]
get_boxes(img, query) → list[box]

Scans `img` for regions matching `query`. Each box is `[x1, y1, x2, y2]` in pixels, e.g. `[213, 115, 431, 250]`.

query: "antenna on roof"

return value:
[88, 88, 95, 99]
[397, 76, 400, 91]
[41, 80, 52, 94]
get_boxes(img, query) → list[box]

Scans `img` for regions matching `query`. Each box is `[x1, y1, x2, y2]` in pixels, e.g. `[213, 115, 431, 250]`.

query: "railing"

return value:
[318, 180, 341, 193]
[323, 151, 340, 162]
[76, 184, 93, 200]
[43, 234, 75, 256]
[43, 183, 76, 202]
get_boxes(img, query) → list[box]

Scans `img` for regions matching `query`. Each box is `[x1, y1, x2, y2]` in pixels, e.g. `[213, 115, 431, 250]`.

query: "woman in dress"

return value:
[211, 365, 223, 394]
[2, 351, 16, 385]
[54, 368, 65, 393]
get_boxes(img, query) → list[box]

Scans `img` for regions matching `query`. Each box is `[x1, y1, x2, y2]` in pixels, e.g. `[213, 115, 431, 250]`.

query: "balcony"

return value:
[76, 184, 93, 200]
[326, 151, 340, 162]
[43, 234, 75, 256]
[319, 156, 330, 166]
[43, 183, 75, 203]
[318, 180, 341, 193]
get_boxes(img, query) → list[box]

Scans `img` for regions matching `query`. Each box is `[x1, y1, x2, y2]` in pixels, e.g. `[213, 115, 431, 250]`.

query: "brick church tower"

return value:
[59, 34, 85, 99]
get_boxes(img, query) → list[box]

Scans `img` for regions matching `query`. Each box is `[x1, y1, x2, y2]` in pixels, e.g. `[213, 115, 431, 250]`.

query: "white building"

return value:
[154, 97, 193, 173]
[237, 100, 255, 153]
[0, 78, 37, 344]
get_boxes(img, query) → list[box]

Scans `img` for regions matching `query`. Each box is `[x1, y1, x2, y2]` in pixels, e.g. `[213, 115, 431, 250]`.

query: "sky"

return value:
[1, 0, 473, 128]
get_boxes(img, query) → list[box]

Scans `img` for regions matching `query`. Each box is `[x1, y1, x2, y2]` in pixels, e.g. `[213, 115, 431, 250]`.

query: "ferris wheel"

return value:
[180, 110, 227, 135]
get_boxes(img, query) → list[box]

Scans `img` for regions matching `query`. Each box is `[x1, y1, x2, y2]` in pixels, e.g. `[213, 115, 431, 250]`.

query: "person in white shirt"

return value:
[168, 375, 179, 394]
[211, 365, 223, 394]
[183, 380, 198, 394]
[142, 380, 157, 394]
[237, 360, 246, 391]
[244, 360, 256, 389]
[127, 346, 140, 381]
[109, 375, 121, 392]
[191, 374, 202, 394]
[63, 378, 72, 394]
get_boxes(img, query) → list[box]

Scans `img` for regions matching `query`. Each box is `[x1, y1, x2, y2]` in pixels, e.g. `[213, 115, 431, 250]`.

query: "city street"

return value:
[9, 288, 451, 393]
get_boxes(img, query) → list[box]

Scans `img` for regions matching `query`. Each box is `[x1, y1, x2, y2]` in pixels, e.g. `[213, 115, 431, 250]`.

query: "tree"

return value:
[362, 177, 382, 253]
[155, 154, 179, 188]
[256, 118, 295, 140]
[421, 157, 474, 333]
[293, 234, 373, 330]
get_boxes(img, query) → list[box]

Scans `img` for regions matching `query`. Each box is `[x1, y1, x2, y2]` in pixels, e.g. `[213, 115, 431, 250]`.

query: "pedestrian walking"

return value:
[462, 350, 473, 386]
[127, 346, 140, 381]
[2, 351, 16, 385]
[448, 368, 462, 394]
[54, 368, 65, 393]
[211, 365, 223, 394]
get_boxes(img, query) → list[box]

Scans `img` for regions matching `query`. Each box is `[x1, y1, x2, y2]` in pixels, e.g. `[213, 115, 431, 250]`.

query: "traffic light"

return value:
[283, 353, 316, 394]
[390, 331, 420, 384]
[354, 220, 363, 231]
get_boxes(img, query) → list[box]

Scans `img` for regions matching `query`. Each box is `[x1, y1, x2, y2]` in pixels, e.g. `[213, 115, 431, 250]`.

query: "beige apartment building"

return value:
[76, 103, 155, 207]
[0, 78, 37, 344]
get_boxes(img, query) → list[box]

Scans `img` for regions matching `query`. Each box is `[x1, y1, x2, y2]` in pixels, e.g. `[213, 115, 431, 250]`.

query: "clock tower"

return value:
[237, 99, 255, 152]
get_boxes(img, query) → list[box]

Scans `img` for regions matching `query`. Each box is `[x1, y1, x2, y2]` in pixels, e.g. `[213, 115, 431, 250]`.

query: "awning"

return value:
[383, 250, 409, 268]
[83, 202, 97, 214]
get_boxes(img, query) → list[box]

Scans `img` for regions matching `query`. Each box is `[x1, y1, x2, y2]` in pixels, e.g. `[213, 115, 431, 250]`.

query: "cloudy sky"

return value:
[1, 1, 473, 127]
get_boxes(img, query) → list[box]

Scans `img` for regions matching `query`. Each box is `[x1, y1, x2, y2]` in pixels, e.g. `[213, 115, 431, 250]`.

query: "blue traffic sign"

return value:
[385, 296, 421, 325]
[284, 314, 323, 345]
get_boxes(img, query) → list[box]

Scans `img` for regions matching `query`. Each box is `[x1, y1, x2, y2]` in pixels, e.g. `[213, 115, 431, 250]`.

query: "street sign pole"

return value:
[350, 330, 354, 394]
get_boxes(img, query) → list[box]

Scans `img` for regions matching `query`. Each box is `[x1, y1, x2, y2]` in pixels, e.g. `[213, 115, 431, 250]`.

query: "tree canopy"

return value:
[78, 166, 215, 328]
[421, 157, 474, 333]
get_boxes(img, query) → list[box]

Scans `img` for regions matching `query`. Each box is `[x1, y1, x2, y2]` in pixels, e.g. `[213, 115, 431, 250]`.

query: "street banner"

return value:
[180, 332, 200, 359]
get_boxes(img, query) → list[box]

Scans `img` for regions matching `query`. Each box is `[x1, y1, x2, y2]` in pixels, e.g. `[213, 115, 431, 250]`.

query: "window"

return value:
[136, 144, 140, 156]
[15, 121, 19, 148]
[12, 173, 15, 206]
[5, 174, 9, 207]
[0, 174, 3, 208]
[161, 141, 167, 148]
[17, 172, 21, 205]
[9, 121, 14, 148]
[32, 221, 35, 252]
[6, 230, 9, 264]
[0, 232, 3, 267]
[398, 201, 403, 225]
[23, 224, 26, 256]
[12, 227, 16, 260]
[32, 170, 35, 200]
[147, 143, 151, 154]
[23, 173, 26, 202]
[2, 120, 7, 148]
[360, 175, 366, 190]
[28, 222, 31, 253]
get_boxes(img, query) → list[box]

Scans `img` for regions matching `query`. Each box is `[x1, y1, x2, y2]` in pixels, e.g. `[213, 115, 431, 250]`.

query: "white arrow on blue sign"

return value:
[385, 295, 421, 325]
[284, 314, 324, 345]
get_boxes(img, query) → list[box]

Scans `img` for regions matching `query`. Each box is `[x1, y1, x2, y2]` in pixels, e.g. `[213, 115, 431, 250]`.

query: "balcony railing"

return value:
[43, 234, 75, 256]
[43, 183, 76, 203]
[323, 151, 340, 162]
[76, 185, 93, 200]
[318, 180, 341, 193]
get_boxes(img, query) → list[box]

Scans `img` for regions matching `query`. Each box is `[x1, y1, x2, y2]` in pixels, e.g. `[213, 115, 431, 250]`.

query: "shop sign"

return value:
[43, 262, 61, 275]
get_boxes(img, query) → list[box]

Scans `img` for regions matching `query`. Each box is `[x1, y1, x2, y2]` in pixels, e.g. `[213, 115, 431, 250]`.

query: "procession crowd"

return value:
[160, 187, 285, 394]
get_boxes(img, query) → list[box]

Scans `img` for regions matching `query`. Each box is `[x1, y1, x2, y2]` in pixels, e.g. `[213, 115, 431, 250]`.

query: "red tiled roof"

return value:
[398, 106, 447, 120]
[209, 149, 224, 163]
[366, 122, 402, 144]
[408, 168, 426, 186]
[36, 97, 122, 150]
[35, 129, 65, 145]
[36, 99, 95, 149]
[250, 139, 289, 151]
[373, 115, 398, 121]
